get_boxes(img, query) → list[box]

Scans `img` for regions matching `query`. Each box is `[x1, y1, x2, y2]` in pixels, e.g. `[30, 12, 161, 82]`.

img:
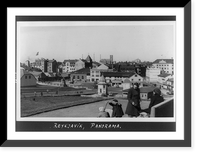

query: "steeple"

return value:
[85, 55, 93, 63]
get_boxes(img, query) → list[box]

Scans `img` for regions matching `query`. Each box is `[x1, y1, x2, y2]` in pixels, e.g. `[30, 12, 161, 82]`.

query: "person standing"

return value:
[125, 83, 141, 117]
[146, 88, 164, 114]
[133, 83, 141, 112]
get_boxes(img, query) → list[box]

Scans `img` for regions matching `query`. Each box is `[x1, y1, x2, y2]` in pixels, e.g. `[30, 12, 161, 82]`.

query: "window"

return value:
[139, 79, 141, 81]
[82, 76, 84, 79]
[77, 76, 79, 79]
[29, 75, 31, 79]
[135, 75, 137, 77]
[25, 76, 27, 79]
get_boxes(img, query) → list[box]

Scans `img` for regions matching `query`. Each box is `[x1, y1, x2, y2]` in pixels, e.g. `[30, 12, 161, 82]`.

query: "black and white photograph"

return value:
[4, 5, 192, 148]
[16, 16, 176, 132]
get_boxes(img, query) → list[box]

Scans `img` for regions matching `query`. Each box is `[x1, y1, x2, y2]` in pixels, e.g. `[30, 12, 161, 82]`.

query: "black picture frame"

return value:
[3, 3, 191, 147]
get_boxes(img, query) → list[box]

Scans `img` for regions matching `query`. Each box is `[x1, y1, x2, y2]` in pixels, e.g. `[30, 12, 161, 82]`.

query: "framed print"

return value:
[3, 3, 191, 147]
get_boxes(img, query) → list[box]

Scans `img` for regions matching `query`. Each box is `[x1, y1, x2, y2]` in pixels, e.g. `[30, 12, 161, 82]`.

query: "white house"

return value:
[21, 68, 37, 87]
[167, 78, 174, 91]
[122, 78, 131, 90]
[146, 67, 161, 82]
[152, 59, 174, 74]
[129, 73, 143, 82]
[157, 73, 173, 84]
[63, 59, 77, 73]
[75, 59, 85, 71]
[90, 64, 111, 82]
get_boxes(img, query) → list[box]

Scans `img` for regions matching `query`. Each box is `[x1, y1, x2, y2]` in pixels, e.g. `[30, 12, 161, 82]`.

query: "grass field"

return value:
[21, 96, 111, 117]
[21, 84, 86, 93]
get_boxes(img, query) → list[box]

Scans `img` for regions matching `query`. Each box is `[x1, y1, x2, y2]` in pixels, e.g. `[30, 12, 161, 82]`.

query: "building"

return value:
[20, 68, 37, 87]
[63, 59, 77, 73]
[90, 64, 110, 82]
[117, 64, 136, 72]
[85, 55, 93, 68]
[122, 79, 131, 90]
[129, 73, 144, 82]
[122, 85, 155, 101]
[98, 75, 108, 96]
[146, 67, 161, 82]
[101, 72, 135, 83]
[57, 62, 63, 73]
[70, 68, 90, 82]
[29, 71, 47, 81]
[100, 55, 114, 65]
[92, 61, 101, 69]
[75, 59, 86, 71]
[152, 59, 174, 74]
[75, 55, 93, 71]
[162, 78, 174, 91]
[41, 58, 48, 72]
[47, 59, 57, 73]
[167, 78, 174, 90]
[157, 73, 173, 84]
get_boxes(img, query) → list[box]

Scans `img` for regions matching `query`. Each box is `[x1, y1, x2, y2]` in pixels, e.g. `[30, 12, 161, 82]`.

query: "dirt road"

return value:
[31, 99, 150, 117]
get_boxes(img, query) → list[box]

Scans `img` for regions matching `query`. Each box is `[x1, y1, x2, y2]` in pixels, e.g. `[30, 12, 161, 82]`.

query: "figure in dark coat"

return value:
[125, 83, 141, 117]
[108, 99, 124, 117]
[146, 88, 164, 114]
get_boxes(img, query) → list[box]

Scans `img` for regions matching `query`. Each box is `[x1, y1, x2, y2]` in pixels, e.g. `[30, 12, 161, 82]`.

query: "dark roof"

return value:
[123, 78, 131, 83]
[123, 86, 155, 93]
[85, 55, 93, 62]
[140, 87, 155, 93]
[101, 72, 135, 77]
[48, 59, 56, 63]
[153, 59, 173, 64]
[93, 61, 101, 66]
[61, 72, 70, 77]
[158, 73, 171, 78]
[71, 68, 90, 75]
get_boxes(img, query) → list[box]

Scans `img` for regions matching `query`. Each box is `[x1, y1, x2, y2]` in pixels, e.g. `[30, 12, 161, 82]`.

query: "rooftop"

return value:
[123, 86, 155, 93]
[29, 71, 43, 76]
[101, 72, 135, 78]
[85, 55, 93, 62]
[123, 78, 131, 83]
[158, 73, 171, 78]
[153, 59, 174, 64]
[71, 68, 90, 75]
[140, 86, 155, 93]
[21, 70, 35, 78]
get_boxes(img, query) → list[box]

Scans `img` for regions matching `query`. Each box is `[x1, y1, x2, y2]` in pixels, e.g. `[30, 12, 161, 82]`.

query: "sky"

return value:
[18, 22, 175, 63]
